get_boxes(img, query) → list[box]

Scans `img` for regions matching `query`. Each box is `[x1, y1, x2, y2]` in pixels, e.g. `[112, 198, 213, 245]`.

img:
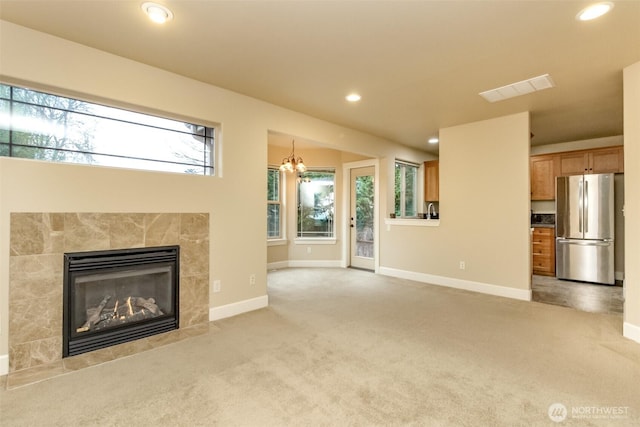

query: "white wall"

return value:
[530, 135, 623, 156]
[624, 61, 640, 342]
[380, 112, 532, 300]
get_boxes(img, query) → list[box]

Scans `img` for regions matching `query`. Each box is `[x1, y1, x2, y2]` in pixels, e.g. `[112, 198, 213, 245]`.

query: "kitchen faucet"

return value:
[427, 203, 436, 219]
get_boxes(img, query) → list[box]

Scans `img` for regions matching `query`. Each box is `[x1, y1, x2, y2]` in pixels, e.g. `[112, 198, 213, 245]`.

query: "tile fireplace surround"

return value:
[7, 212, 209, 388]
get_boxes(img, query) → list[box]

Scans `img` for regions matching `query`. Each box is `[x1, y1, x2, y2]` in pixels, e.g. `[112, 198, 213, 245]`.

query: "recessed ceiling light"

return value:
[345, 93, 361, 102]
[428, 137, 439, 144]
[576, 2, 614, 21]
[479, 74, 555, 103]
[141, 2, 174, 24]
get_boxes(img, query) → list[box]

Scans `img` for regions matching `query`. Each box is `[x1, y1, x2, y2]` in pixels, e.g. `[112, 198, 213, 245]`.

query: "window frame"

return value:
[267, 166, 284, 241]
[296, 169, 336, 240]
[0, 83, 217, 175]
[395, 160, 419, 218]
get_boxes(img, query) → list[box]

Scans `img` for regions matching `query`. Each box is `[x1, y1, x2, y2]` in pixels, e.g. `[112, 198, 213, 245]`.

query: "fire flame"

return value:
[127, 296, 133, 316]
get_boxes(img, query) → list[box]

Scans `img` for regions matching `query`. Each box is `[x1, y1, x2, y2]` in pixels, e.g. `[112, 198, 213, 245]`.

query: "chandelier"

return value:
[279, 140, 306, 173]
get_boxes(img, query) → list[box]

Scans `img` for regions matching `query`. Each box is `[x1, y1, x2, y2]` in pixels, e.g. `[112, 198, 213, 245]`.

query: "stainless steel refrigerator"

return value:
[556, 173, 615, 285]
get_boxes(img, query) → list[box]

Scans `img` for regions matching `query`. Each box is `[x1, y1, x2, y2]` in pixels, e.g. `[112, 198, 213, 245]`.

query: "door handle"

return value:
[578, 179, 583, 233]
[584, 180, 588, 234]
[557, 239, 611, 247]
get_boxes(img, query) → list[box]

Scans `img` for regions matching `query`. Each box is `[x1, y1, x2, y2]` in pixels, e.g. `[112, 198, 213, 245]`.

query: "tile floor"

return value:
[532, 275, 624, 315]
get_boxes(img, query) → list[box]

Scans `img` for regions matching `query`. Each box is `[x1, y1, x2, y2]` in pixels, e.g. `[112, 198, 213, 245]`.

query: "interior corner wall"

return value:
[623, 61, 640, 340]
[380, 112, 531, 298]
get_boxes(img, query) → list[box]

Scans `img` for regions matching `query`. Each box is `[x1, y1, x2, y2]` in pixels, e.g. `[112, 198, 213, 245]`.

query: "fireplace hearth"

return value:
[63, 246, 179, 357]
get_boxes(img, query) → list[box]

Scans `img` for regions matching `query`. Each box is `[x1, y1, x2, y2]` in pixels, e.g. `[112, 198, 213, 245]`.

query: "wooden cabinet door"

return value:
[559, 146, 624, 176]
[530, 155, 556, 200]
[590, 146, 623, 173]
[532, 227, 555, 276]
[559, 152, 589, 175]
[424, 160, 439, 202]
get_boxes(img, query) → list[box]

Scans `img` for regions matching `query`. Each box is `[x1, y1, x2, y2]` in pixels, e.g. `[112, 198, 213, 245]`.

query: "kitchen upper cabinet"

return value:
[591, 146, 624, 173]
[558, 151, 589, 176]
[424, 160, 439, 202]
[530, 146, 624, 201]
[558, 146, 624, 176]
[530, 155, 557, 200]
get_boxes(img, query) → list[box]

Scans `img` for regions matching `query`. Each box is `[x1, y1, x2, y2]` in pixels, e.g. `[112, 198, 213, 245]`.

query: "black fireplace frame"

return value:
[63, 245, 180, 357]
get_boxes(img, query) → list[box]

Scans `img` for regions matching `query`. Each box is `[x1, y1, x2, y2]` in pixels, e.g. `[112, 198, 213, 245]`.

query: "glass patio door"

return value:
[350, 166, 375, 270]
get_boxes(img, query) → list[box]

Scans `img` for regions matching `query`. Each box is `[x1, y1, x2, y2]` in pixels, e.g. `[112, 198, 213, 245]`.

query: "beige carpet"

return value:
[1, 267, 639, 426]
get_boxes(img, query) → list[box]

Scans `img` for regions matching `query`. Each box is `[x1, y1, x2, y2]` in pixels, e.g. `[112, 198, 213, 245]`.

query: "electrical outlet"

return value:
[307, 246, 312, 254]
[213, 280, 221, 293]
[249, 274, 256, 285]
[459, 261, 466, 270]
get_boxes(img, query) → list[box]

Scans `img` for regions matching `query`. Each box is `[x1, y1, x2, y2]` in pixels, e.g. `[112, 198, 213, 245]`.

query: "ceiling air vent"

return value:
[479, 74, 555, 103]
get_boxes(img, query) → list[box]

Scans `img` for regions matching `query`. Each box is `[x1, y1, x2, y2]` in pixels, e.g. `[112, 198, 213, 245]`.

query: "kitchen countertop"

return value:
[385, 218, 440, 227]
[531, 213, 555, 228]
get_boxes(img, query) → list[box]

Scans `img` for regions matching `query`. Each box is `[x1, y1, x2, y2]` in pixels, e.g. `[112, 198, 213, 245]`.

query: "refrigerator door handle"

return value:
[578, 179, 583, 233]
[557, 239, 612, 246]
[584, 180, 588, 233]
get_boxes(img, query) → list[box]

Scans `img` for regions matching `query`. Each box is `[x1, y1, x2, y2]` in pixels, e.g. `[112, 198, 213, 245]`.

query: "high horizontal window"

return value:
[0, 84, 215, 175]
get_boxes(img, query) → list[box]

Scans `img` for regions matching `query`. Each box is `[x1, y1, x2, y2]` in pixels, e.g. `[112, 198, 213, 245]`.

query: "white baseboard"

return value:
[0, 354, 8, 376]
[209, 295, 269, 322]
[623, 322, 640, 344]
[379, 267, 532, 301]
[267, 261, 289, 270]
[288, 260, 343, 268]
[268, 260, 343, 270]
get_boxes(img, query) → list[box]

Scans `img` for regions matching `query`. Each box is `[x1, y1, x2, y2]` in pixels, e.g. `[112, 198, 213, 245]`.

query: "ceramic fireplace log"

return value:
[77, 295, 112, 333]
[132, 297, 163, 315]
[75, 295, 164, 334]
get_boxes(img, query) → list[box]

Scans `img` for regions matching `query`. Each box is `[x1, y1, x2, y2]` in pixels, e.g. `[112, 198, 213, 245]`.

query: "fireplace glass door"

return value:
[64, 246, 179, 357]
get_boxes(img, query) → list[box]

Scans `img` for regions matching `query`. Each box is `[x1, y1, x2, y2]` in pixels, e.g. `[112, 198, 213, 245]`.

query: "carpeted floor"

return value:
[1, 267, 639, 426]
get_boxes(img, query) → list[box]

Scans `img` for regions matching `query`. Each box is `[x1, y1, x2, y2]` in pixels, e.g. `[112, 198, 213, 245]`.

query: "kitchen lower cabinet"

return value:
[532, 227, 555, 276]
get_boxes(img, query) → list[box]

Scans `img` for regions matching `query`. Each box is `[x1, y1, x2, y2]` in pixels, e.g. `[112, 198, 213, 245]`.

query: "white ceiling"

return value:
[1, 1, 639, 154]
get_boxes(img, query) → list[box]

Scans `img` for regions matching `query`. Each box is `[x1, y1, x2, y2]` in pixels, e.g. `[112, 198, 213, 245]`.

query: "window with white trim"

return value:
[395, 160, 418, 218]
[297, 170, 335, 238]
[267, 167, 282, 239]
[0, 84, 215, 174]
